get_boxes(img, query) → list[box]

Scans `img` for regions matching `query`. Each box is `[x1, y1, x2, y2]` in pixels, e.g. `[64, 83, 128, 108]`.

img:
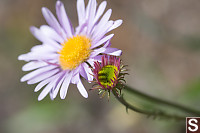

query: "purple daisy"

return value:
[18, 0, 122, 101]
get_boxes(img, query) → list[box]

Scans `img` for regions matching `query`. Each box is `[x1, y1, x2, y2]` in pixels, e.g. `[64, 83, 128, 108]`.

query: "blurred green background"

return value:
[0, 0, 200, 133]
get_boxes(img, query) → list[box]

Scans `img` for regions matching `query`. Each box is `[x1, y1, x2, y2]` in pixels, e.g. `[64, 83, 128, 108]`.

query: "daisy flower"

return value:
[91, 55, 127, 98]
[18, 0, 122, 101]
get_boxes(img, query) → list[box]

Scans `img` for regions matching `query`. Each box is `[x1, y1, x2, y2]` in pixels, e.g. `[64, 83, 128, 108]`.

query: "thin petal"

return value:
[50, 90, 54, 100]
[91, 34, 114, 49]
[60, 71, 73, 99]
[90, 47, 106, 57]
[103, 48, 122, 56]
[77, 80, 88, 98]
[92, 9, 112, 36]
[18, 52, 59, 62]
[38, 78, 56, 101]
[93, 22, 113, 44]
[49, 72, 65, 99]
[27, 68, 60, 84]
[41, 7, 66, 39]
[71, 74, 79, 86]
[87, 0, 97, 34]
[22, 61, 47, 71]
[85, 0, 92, 19]
[52, 71, 66, 99]
[80, 65, 87, 81]
[93, 1, 107, 24]
[40, 25, 64, 43]
[56, 1, 73, 38]
[20, 65, 57, 82]
[30, 44, 56, 53]
[30, 26, 61, 49]
[107, 19, 123, 32]
[90, 55, 103, 62]
[82, 63, 93, 82]
[103, 40, 111, 48]
[34, 77, 51, 92]
[87, 58, 95, 64]
[72, 65, 81, 76]
[34, 72, 62, 92]
[77, 0, 86, 25]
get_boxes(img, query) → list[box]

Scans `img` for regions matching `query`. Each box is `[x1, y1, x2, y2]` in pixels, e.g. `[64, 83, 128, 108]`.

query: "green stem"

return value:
[123, 84, 200, 116]
[112, 90, 185, 121]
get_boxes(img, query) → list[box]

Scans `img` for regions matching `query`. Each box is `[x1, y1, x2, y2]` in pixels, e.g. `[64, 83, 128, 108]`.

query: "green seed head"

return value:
[98, 65, 118, 88]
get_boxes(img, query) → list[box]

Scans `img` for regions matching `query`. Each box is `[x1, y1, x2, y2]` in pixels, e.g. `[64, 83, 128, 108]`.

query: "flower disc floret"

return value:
[59, 35, 91, 70]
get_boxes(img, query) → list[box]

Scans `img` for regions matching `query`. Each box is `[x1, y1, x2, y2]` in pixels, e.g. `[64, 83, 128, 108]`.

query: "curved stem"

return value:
[112, 90, 186, 121]
[123, 85, 200, 116]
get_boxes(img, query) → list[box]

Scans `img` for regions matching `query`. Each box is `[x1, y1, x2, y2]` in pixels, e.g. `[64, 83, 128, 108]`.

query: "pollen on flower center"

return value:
[98, 65, 118, 88]
[59, 35, 91, 70]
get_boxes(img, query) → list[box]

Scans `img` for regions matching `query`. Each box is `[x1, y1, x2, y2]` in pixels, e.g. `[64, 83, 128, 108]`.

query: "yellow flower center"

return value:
[58, 35, 91, 70]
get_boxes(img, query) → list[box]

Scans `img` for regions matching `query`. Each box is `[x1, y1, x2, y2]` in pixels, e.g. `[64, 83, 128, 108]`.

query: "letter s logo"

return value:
[188, 119, 198, 132]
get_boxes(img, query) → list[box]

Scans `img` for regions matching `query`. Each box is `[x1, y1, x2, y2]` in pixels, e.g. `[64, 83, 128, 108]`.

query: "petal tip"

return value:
[60, 91, 67, 99]
[56, 0, 63, 7]
[118, 19, 123, 24]
[41, 7, 47, 13]
[18, 55, 23, 60]
[83, 93, 88, 98]
[29, 26, 37, 34]
[38, 96, 43, 101]
[20, 78, 25, 82]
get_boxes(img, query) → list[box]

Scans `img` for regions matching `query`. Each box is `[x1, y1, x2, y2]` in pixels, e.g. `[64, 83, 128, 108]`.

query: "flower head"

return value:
[92, 55, 127, 98]
[18, 0, 122, 101]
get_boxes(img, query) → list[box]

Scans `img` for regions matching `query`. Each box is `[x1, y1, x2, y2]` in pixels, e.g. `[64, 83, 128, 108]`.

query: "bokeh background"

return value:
[1, 0, 200, 133]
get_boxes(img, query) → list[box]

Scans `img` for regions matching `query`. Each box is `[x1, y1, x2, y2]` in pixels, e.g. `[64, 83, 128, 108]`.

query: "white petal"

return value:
[93, 21, 113, 42]
[37, 72, 63, 100]
[87, 58, 96, 67]
[92, 9, 112, 36]
[52, 71, 66, 99]
[80, 65, 87, 81]
[82, 63, 93, 82]
[49, 72, 64, 99]
[40, 25, 64, 43]
[91, 34, 114, 49]
[56, 1, 73, 38]
[85, 0, 92, 19]
[22, 61, 47, 71]
[110, 50, 122, 56]
[41, 7, 66, 39]
[71, 73, 79, 84]
[90, 47, 106, 57]
[50, 90, 54, 100]
[38, 79, 56, 101]
[103, 40, 111, 48]
[30, 26, 61, 49]
[18, 52, 59, 62]
[20, 65, 57, 82]
[60, 71, 73, 99]
[77, 80, 88, 98]
[27, 68, 60, 84]
[18, 54, 27, 61]
[34, 71, 61, 92]
[108, 19, 123, 32]
[77, 0, 86, 25]
[30, 44, 56, 53]
[93, 1, 107, 24]
[34, 77, 52, 92]
[103, 48, 122, 56]
[87, 0, 97, 34]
